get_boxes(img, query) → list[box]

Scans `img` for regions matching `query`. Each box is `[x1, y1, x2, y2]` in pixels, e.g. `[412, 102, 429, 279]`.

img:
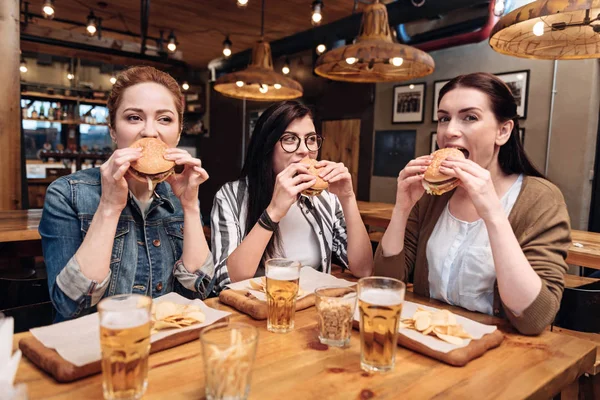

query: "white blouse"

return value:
[426, 174, 523, 315]
[278, 200, 322, 269]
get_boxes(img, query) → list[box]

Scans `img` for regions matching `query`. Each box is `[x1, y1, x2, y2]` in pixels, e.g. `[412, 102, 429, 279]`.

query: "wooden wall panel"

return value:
[0, 0, 22, 210]
[321, 119, 361, 194]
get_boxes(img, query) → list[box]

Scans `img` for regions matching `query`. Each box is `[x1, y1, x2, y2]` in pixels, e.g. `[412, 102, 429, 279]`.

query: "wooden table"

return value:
[12, 292, 597, 399]
[0, 209, 42, 243]
[357, 201, 600, 270]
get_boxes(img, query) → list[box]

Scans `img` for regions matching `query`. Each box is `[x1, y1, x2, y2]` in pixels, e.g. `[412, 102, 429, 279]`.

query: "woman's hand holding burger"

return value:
[394, 155, 432, 213]
[266, 163, 316, 222]
[315, 160, 354, 199]
[99, 147, 143, 213]
[439, 157, 503, 222]
[164, 148, 209, 210]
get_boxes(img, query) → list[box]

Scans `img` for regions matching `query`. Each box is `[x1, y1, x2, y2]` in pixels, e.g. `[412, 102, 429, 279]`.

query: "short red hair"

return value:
[107, 66, 183, 131]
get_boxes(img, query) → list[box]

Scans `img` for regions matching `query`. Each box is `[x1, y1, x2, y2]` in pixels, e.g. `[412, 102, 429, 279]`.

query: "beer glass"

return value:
[357, 277, 405, 373]
[98, 294, 152, 400]
[315, 286, 357, 347]
[265, 258, 301, 333]
[200, 322, 259, 400]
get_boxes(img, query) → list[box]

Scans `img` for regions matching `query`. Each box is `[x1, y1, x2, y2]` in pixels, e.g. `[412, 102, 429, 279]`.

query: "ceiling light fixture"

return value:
[67, 72, 74, 80]
[109, 75, 117, 84]
[86, 10, 97, 36]
[214, 0, 303, 101]
[490, 0, 600, 60]
[167, 30, 178, 53]
[42, 0, 55, 19]
[182, 82, 190, 91]
[282, 58, 290, 75]
[20, 57, 28, 73]
[314, 0, 434, 82]
[316, 44, 326, 55]
[311, 0, 324, 26]
[237, 0, 249, 8]
[223, 36, 233, 58]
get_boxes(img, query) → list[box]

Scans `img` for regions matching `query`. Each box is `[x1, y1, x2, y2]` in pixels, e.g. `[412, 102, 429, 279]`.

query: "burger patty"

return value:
[424, 177, 456, 186]
[129, 167, 173, 182]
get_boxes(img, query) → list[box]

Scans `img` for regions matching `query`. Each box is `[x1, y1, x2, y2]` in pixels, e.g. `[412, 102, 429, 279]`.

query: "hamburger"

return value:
[299, 157, 329, 196]
[422, 148, 465, 195]
[128, 138, 176, 191]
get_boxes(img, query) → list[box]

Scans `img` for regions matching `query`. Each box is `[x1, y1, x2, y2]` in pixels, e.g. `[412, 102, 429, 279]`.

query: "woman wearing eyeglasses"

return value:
[211, 101, 373, 290]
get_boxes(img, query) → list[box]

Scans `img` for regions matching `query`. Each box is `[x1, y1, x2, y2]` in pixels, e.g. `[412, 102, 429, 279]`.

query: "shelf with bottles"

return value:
[21, 82, 110, 105]
[21, 99, 109, 125]
[22, 118, 108, 126]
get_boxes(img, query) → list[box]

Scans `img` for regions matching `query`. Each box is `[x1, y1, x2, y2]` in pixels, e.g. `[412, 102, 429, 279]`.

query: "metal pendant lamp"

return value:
[314, 0, 435, 83]
[214, 0, 303, 101]
[489, 0, 600, 60]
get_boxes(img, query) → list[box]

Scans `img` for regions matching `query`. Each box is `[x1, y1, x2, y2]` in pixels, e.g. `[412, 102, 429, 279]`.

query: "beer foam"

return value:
[266, 267, 299, 281]
[359, 288, 404, 306]
[101, 309, 150, 329]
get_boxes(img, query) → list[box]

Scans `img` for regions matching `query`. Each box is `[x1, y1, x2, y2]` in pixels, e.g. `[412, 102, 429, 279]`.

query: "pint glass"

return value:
[265, 258, 301, 333]
[358, 277, 405, 373]
[98, 294, 152, 400]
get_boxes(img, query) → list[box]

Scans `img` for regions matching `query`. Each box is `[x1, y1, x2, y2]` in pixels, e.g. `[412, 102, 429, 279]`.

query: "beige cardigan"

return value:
[374, 176, 571, 335]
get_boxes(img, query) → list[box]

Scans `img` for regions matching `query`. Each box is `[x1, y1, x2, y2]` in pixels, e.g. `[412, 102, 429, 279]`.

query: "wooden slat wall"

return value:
[321, 119, 361, 194]
[0, 0, 22, 210]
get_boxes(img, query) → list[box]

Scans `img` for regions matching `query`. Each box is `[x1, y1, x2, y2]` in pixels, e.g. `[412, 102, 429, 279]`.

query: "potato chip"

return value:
[434, 331, 465, 346]
[154, 320, 183, 330]
[155, 302, 179, 320]
[185, 311, 206, 323]
[402, 308, 472, 346]
[249, 279, 264, 291]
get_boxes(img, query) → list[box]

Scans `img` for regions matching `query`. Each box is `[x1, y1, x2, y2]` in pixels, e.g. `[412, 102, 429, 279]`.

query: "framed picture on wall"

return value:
[373, 130, 416, 177]
[496, 70, 530, 119]
[432, 79, 450, 122]
[392, 83, 426, 123]
[518, 127, 525, 144]
[430, 132, 440, 153]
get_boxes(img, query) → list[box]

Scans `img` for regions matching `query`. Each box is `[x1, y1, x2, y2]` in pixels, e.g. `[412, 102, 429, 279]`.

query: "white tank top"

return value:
[277, 201, 322, 269]
[426, 175, 523, 315]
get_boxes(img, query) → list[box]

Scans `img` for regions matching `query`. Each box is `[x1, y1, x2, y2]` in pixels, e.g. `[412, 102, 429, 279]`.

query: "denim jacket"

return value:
[39, 168, 214, 320]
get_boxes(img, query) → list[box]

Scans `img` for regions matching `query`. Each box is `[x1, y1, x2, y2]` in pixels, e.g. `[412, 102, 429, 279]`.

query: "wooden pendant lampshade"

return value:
[490, 0, 600, 60]
[214, 40, 303, 101]
[314, 0, 435, 83]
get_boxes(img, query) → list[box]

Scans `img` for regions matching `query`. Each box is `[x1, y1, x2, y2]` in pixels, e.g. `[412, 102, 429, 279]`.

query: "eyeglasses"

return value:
[279, 133, 323, 153]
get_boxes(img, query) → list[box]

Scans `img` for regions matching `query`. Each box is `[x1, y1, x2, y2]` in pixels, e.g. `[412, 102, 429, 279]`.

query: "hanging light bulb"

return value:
[67, 72, 75, 80]
[345, 57, 357, 65]
[409, 84, 415, 89]
[236, 81, 244, 87]
[223, 36, 232, 58]
[493, 0, 505, 17]
[86, 11, 98, 36]
[316, 44, 326, 55]
[20, 57, 28, 73]
[532, 21, 545, 37]
[109, 75, 117, 85]
[42, 0, 55, 19]
[274, 83, 282, 90]
[182, 82, 190, 91]
[311, 0, 323, 26]
[167, 30, 178, 53]
[237, 0, 249, 8]
[259, 84, 268, 94]
[282, 58, 290, 75]
[390, 57, 403, 67]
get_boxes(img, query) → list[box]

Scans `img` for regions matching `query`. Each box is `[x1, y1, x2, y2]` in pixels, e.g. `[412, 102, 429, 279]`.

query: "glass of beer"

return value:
[265, 258, 301, 333]
[357, 277, 405, 373]
[315, 286, 357, 347]
[200, 322, 259, 400]
[98, 294, 152, 400]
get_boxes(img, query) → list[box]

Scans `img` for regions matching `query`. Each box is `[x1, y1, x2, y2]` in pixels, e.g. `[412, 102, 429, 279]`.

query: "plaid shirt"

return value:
[211, 179, 349, 291]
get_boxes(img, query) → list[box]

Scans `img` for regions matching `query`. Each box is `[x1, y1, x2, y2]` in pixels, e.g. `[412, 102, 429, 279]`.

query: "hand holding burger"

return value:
[308, 158, 355, 199]
[422, 148, 465, 195]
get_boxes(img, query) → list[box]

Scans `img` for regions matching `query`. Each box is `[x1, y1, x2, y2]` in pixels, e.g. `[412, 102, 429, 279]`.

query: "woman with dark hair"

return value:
[211, 101, 373, 290]
[375, 72, 571, 335]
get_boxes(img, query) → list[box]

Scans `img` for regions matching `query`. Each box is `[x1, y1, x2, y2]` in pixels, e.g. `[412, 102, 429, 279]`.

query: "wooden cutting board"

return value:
[19, 321, 227, 383]
[218, 287, 354, 320]
[352, 320, 504, 367]
[218, 290, 315, 320]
